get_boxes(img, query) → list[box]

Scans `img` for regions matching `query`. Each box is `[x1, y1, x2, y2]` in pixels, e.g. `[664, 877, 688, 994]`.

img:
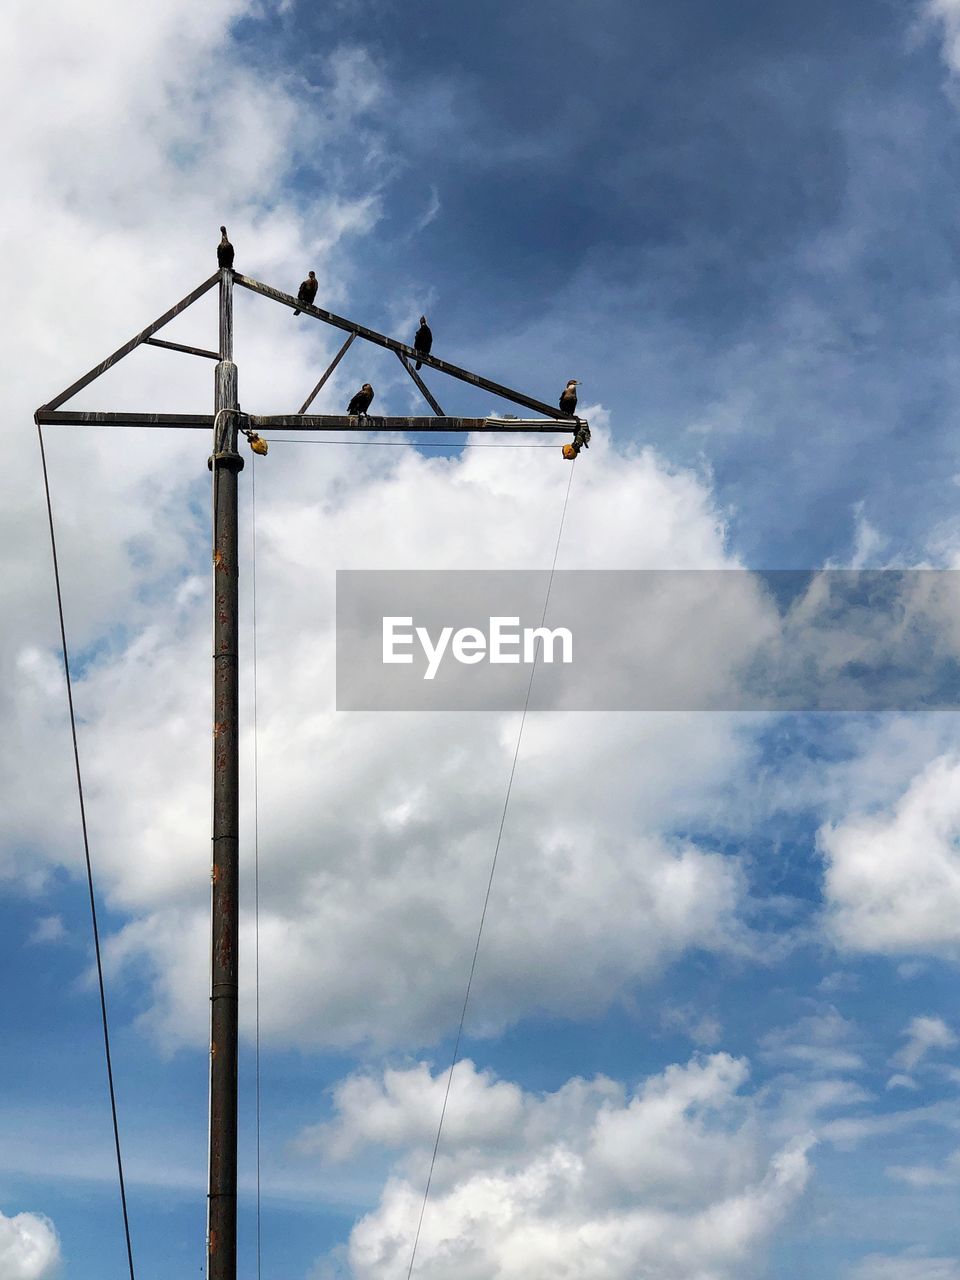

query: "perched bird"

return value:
[559, 379, 580, 416]
[414, 316, 433, 370]
[293, 271, 318, 316]
[347, 383, 375, 416]
[217, 226, 235, 269]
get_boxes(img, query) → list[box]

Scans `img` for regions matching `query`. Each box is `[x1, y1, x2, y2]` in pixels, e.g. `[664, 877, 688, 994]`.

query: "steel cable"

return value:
[405, 459, 579, 1280]
[37, 423, 136, 1280]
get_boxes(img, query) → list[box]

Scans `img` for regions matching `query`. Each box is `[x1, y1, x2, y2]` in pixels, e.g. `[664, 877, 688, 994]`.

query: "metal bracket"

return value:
[208, 410, 249, 471]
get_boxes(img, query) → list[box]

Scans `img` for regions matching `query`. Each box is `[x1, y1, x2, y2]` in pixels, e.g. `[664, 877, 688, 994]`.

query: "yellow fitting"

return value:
[562, 442, 578, 460]
[248, 432, 268, 456]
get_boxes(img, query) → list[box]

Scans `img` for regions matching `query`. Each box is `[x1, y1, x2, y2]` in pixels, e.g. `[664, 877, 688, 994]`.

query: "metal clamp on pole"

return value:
[208, 408, 248, 471]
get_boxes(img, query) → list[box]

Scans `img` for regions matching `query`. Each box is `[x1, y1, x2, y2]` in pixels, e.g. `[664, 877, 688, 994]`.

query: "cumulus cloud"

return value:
[887, 1149, 960, 1187]
[27, 916, 65, 946]
[0, 1210, 60, 1280]
[10, 0, 960, 1075]
[922, 0, 960, 76]
[819, 1098, 959, 1150]
[848, 1252, 960, 1280]
[820, 755, 960, 955]
[892, 1015, 958, 1071]
[661, 1003, 723, 1046]
[0, 0, 392, 886]
[84, 438, 757, 1051]
[303, 1055, 812, 1280]
[886, 1074, 920, 1091]
[41, 409, 960, 1052]
[0, 0, 774, 1063]
[760, 1007, 864, 1075]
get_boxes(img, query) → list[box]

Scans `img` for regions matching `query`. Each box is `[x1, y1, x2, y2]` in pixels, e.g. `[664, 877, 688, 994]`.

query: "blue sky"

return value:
[7, 1, 960, 1278]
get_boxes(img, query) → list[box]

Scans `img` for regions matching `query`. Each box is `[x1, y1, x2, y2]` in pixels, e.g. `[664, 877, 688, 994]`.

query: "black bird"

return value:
[293, 271, 318, 316]
[414, 316, 432, 370]
[559, 379, 580, 416]
[217, 226, 235, 269]
[347, 383, 375, 416]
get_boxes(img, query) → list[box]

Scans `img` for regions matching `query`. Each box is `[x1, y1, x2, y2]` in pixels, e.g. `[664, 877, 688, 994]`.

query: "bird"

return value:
[414, 316, 433, 370]
[347, 383, 375, 416]
[559, 379, 580, 416]
[293, 271, 318, 316]
[217, 226, 235, 269]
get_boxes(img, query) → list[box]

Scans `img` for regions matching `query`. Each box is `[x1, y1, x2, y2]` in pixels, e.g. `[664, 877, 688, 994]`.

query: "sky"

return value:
[8, 0, 960, 1277]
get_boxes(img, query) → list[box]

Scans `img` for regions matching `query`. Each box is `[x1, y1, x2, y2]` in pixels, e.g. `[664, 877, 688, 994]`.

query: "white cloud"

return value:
[887, 1148, 960, 1187]
[824, 500, 887, 570]
[760, 1007, 865, 1075]
[14, 0, 960, 1076]
[27, 916, 65, 946]
[661, 1003, 723, 1046]
[921, 0, 960, 76]
[819, 1099, 960, 1150]
[818, 970, 860, 995]
[0, 0, 773, 1062]
[821, 755, 960, 955]
[19, 417, 767, 1053]
[415, 185, 442, 232]
[0, 0, 393, 890]
[892, 1015, 958, 1072]
[848, 1251, 960, 1280]
[304, 1055, 812, 1280]
[886, 1074, 919, 1091]
[0, 1210, 60, 1280]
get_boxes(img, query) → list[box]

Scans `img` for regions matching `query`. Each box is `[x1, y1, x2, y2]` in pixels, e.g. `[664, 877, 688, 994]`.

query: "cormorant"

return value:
[559, 379, 580, 416]
[217, 226, 235, 269]
[347, 383, 375, 416]
[414, 316, 432, 370]
[293, 271, 318, 316]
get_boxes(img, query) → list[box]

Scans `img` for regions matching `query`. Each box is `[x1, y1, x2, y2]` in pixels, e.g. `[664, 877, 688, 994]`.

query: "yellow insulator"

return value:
[248, 433, 269, 456]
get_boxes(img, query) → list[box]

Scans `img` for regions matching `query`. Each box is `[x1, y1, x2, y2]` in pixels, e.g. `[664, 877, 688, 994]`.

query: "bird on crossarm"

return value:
[559, 379, 580, 416]
[294, 271, 318, 316]
[414, 316, 432, 370]
[347, 383, 375, 417]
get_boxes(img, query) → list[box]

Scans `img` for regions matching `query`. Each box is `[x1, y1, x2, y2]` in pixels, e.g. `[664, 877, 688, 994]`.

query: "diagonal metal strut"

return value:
[299, 332, 356, 413]
[42, 272, 221, 411]
[395, 351, 444, 416]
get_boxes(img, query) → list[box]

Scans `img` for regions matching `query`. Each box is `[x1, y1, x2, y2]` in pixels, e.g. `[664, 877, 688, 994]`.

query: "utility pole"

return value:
[34, 237, 588, 1280]
[208, 265, 242, 1280]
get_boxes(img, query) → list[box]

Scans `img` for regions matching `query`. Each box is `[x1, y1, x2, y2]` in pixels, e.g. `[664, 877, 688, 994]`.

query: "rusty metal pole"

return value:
[208, 264, 243, 1280]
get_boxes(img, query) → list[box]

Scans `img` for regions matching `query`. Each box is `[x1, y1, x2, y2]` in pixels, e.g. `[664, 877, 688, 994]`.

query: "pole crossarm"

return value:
[232, 272, 570, 422]
[41, 272, 221, 411]
[35, 408, 582, 435]
[253, 415, 579, 433]
[35, 410, 216, 428]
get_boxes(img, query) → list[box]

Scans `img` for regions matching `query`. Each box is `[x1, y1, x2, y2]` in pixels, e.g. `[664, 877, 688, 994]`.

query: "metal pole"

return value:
[208, 265, 242, 1280]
